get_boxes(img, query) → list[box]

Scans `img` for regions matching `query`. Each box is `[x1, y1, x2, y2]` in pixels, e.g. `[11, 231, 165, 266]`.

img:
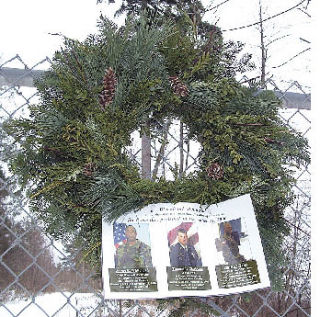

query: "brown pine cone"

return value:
[99, 67, 117, 109]
[206, 162, 224, 180]
[83, 163, 96, 177]
[169, 76, 188, 97]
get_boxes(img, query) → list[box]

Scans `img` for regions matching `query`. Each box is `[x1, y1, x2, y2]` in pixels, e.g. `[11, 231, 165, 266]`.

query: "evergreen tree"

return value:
[100, 0, 204, 20]
[101, 0, 220, 40]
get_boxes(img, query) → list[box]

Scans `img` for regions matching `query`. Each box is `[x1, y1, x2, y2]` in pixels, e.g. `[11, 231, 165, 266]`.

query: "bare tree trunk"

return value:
[179, 121, 184, 178]
[119, 299, 123, 317]
[259, 0, 267, 87]
[141, 122, 151, 179]
[185, 139, 190, 171]
[141, 0, 147, 9]
[152, 120, 171, 179]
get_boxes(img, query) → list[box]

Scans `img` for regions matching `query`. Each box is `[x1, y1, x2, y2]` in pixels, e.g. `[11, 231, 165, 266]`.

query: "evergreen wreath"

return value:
[4, 14, 309, 288]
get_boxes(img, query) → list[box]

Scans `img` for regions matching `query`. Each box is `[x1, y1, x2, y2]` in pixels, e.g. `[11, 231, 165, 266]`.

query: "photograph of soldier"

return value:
[114, 224, 153, 269]
[215, 219, 246, 265]
[169, 227, 202, 267]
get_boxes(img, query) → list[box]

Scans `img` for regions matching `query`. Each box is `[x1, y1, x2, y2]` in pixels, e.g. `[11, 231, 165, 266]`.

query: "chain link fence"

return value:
[0, 56, 310, 316]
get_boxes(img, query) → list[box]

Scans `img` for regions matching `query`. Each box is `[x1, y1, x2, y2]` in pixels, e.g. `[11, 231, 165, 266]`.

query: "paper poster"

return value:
[102, 194, 270, 299]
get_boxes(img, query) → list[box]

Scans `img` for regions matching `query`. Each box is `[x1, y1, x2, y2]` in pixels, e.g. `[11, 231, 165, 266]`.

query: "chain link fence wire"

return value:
[0, 56, 310, 316]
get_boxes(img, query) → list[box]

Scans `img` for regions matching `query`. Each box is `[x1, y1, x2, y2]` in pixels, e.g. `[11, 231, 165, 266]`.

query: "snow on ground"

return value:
[0, 293, 104, 317]
[0, 293, 165, 317]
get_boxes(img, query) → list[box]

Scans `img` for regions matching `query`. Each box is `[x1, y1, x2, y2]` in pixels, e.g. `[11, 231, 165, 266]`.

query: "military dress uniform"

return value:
[115, 239, 153, 268]
[169, 243, 202, 267]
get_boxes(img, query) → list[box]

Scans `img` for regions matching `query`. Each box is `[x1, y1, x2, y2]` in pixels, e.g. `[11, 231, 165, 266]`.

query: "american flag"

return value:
[167, 222, 199, 247]
[113, 223, 127, 248]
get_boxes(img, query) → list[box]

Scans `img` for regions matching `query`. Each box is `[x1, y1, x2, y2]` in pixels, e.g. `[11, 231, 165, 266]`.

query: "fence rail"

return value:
[0, 67, 311, 110]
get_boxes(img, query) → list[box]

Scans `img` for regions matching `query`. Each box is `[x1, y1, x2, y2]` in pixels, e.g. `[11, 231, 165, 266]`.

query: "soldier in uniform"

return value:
[115, 225, 153, 268]
[219, 222, 246, 264]
[169, 228, 202, 267]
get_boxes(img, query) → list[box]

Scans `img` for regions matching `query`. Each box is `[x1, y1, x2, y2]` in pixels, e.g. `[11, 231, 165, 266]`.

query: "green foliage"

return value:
[3, 12, 309, 294]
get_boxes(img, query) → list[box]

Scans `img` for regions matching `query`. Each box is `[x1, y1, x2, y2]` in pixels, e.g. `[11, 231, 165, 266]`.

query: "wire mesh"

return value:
[0, 56, 310, 316]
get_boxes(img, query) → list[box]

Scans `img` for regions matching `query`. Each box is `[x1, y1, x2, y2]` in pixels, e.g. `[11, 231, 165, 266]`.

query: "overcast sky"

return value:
[0, 0, 311, 88]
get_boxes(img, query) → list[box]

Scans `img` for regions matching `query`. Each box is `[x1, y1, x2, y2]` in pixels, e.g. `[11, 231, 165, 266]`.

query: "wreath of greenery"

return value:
[4, 14, 309, 288]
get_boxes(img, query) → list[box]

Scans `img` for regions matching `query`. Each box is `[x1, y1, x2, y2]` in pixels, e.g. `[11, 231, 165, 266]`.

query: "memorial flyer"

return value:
[102, 194, 270, 299]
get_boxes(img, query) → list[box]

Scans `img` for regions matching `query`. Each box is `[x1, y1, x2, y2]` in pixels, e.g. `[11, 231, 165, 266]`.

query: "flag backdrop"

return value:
[113, 223, 127, 248]
[167, 222, 201, 258]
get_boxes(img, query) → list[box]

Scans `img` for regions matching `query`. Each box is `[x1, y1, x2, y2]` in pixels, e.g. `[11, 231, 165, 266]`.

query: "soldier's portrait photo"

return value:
[113, 223, 153, 269]
[215, 219, 246, 265]
[167, 223, 202, 267]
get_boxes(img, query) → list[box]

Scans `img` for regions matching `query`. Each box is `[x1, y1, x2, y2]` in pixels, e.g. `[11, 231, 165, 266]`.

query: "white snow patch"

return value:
[0, 292, 104, 317]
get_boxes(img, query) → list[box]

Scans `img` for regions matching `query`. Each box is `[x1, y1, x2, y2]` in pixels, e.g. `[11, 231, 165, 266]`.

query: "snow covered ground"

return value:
[0, 292, 166, 317]
[0, 293, 104, 317]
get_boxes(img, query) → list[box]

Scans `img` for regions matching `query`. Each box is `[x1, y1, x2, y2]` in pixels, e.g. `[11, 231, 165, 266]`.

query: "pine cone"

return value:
[83, 163, 95, 177]
[99, 67, 117, 109]
[264, 137, 284, 146]
[206, 162, 224, 180]
[169, 76, 188, 97]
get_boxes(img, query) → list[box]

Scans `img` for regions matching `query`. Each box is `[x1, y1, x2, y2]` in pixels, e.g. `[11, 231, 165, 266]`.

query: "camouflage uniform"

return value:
[115, 239, 153, 268]
[221, 233, 246, 265]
